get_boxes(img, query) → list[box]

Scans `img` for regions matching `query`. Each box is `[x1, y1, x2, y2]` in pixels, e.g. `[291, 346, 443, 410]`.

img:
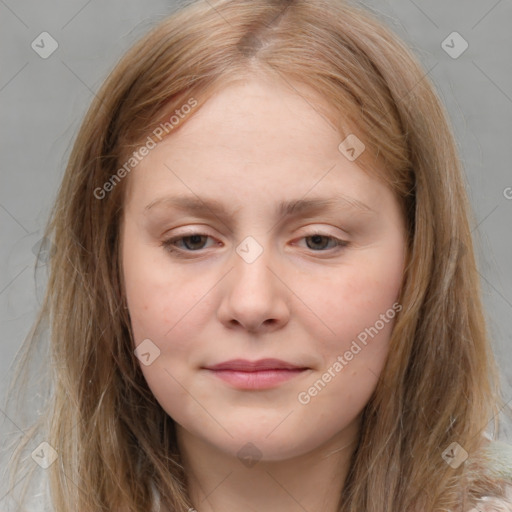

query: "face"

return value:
[120, 74, 406, 462]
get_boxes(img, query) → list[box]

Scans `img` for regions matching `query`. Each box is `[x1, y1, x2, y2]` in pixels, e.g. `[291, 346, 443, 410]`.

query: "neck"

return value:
[176, 419, 360, 512]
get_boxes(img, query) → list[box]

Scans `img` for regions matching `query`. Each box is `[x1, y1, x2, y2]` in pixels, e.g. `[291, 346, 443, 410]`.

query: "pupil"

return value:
[309, 235, 327, 250]
[186, 235, 205, 249]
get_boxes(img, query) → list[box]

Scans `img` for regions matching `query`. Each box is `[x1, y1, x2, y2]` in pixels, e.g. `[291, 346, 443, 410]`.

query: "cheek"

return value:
[122, 244, 204, 420]
[122, 237, 204, 347]
[293, 253, 403, 427]
[303, 248, 403, 351]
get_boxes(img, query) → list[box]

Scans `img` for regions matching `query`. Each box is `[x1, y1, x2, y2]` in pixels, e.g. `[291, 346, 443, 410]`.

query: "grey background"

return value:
[1, 0, 511, 479]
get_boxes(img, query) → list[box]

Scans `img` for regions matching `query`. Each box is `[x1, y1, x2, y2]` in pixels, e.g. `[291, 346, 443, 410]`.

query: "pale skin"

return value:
[120, 72, 407, 512]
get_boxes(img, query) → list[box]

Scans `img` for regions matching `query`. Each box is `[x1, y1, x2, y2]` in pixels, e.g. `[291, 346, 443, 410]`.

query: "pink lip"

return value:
[202, 359, 310, 390]
[205, 358, 305, 371]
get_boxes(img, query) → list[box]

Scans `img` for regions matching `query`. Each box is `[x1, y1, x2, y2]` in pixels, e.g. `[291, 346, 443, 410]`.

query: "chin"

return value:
[200, 424, 330, 463]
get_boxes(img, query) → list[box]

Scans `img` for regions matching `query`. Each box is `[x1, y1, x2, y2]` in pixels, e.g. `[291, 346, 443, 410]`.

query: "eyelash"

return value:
[160, 231, 349, 258]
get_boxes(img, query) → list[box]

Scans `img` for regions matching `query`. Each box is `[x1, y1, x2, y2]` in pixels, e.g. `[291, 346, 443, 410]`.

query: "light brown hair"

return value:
[5, 0, 511, 510]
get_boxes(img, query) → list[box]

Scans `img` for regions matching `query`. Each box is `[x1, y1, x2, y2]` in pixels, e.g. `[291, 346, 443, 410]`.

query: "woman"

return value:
[5, 0, 512, 510]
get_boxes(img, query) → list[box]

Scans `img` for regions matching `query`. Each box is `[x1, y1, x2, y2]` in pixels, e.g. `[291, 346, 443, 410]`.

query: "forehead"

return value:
[176, 76, 341, 157]
[122, 75, 385, 212]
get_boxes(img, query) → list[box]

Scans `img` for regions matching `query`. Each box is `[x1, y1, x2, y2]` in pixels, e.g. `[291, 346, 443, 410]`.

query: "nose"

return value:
[216, 239, 290, 334]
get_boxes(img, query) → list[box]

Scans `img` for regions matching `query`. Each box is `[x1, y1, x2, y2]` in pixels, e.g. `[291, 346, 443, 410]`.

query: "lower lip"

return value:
[205, 368, 308, 390]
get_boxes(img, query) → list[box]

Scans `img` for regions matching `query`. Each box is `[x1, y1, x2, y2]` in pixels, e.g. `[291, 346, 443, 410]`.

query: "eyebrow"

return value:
[144, 194, 375, 219]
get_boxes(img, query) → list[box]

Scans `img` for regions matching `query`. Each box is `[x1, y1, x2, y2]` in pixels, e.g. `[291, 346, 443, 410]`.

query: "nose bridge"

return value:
[232, 234, 275, 295]
[217, 233, 290, 332]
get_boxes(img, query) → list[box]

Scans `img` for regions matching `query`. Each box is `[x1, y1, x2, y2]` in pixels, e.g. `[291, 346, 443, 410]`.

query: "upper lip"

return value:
[203, 358, 308, 372]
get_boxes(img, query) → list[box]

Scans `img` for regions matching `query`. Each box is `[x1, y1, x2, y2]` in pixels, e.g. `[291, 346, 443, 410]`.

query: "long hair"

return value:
[5, 0, 511, 510]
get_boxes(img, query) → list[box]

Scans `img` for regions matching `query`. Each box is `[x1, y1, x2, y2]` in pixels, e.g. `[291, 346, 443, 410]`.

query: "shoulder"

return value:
[481, 439, 512, 478]
[469, 492, 512, 512]
[467, 438, 512, 511]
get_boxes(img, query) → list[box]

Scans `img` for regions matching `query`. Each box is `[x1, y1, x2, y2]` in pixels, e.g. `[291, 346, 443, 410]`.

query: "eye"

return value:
[160, 231, 349, 258]
[161, 233, 216, 256]
[295, 232, 349, 252]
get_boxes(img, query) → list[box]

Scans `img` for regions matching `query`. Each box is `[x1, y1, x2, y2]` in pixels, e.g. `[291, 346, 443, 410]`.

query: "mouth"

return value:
[202, 358, 310, 390]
